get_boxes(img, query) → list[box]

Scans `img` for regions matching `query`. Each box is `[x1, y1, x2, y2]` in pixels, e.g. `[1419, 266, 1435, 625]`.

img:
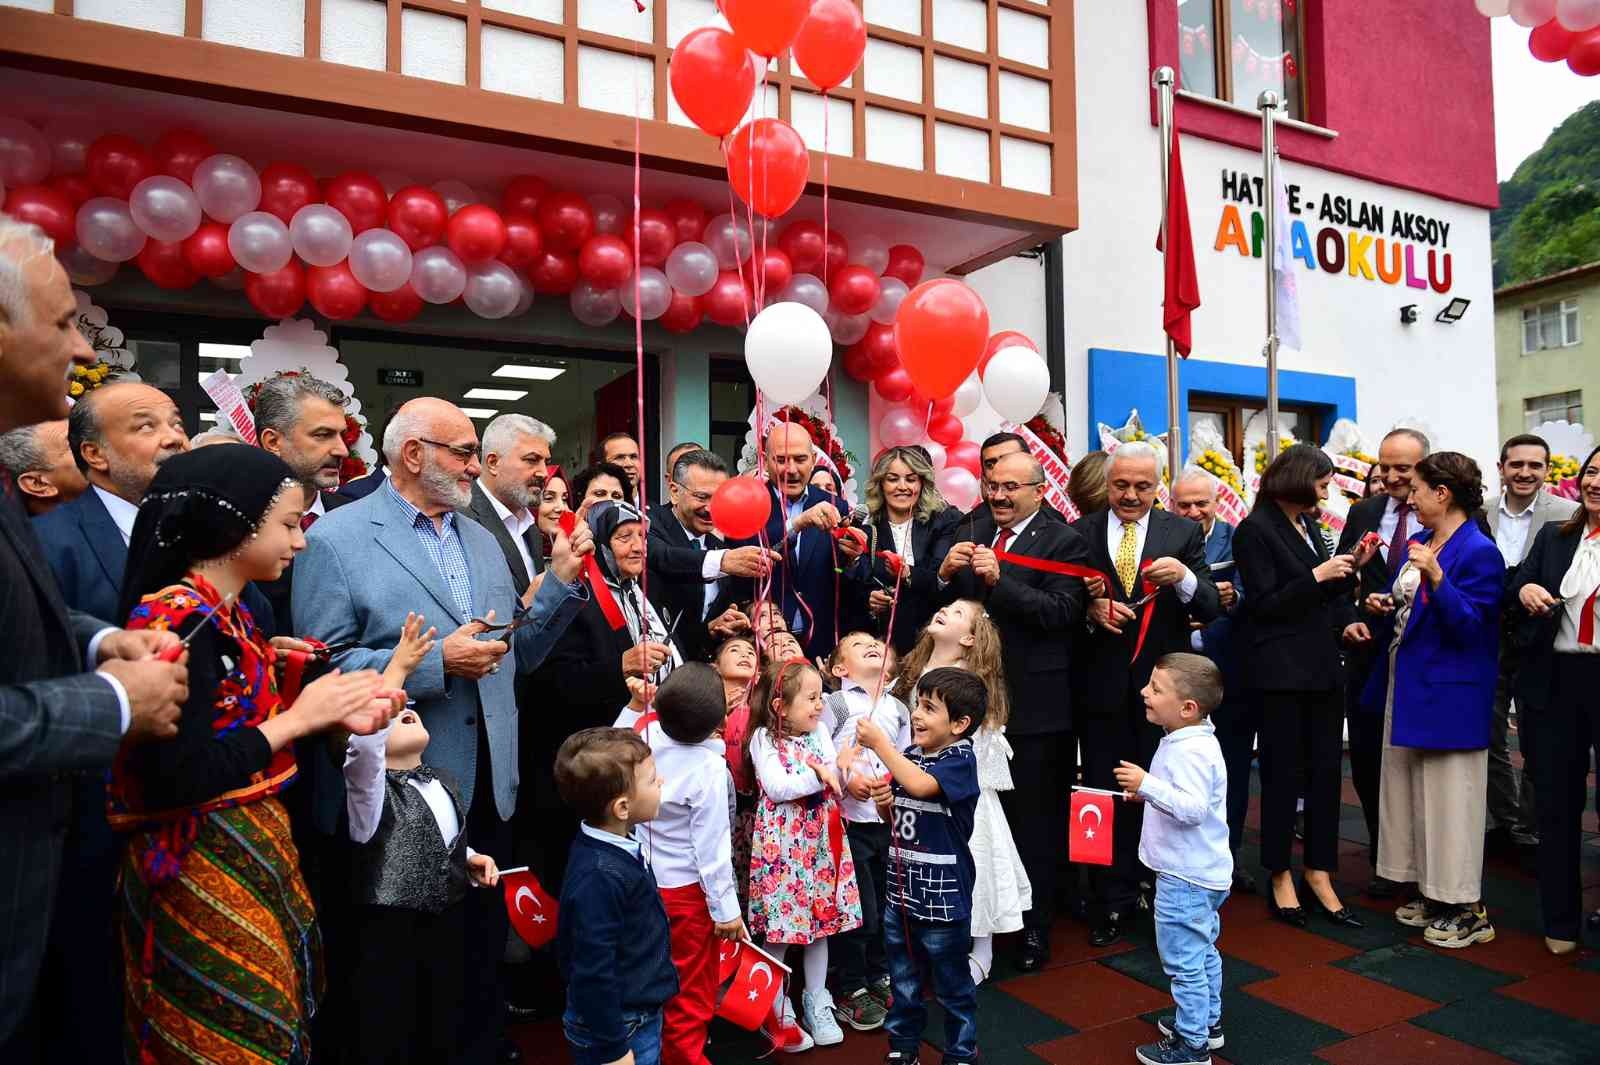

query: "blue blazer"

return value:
[730, 481, 846, 658]
[1196, 519, 1245, 687]
[1360, 522, 1503, 750]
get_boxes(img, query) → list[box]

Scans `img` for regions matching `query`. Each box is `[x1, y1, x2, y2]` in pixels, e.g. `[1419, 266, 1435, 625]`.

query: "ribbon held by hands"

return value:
[560, 510, 626, 631]
[991, 549, 1162, 662]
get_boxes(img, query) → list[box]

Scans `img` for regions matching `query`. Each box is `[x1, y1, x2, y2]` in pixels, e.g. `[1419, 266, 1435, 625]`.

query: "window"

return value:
[1178, 0, 1306, 120]
[1189, 394, 1323, 466]
[1524, 391, 1583, 430]
[1520, 299, 1580, 354]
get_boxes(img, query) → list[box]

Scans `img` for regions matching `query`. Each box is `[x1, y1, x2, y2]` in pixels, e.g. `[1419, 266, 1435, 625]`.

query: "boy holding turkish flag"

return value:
[1113, 654, 1232, 1065]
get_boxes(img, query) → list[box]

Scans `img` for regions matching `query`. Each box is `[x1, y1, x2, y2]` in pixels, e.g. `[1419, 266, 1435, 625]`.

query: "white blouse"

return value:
[1555, 529, 1600, 655]
[888, 519, 915, 566]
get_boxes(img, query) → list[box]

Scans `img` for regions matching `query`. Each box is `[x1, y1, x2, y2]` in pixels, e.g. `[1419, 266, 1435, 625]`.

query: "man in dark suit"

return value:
[462, 413, 557, 600]
[0, 220, 188, 1060]
[648, 448, 778, 662]
[1336, 427, 1428, 896]
[1072, 445, 1221, 946]
[0, 419, 85, 516]
[940, 450, 1091, 971]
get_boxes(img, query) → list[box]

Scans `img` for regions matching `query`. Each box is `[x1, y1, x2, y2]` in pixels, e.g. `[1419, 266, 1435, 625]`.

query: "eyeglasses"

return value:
[671, 481, 716, 505]
[419, 438, 481, 462]
[986, 480, 1044, 495]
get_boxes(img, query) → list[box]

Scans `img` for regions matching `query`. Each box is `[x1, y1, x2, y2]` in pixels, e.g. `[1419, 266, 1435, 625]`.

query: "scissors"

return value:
[157, 594, 235, 662]
[1126, 587, 1163, 610]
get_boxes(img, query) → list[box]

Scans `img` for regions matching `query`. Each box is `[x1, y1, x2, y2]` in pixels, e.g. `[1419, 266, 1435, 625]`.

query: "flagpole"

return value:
[1153, 66, 1181, 484]
[1259, 89, 1281, 461]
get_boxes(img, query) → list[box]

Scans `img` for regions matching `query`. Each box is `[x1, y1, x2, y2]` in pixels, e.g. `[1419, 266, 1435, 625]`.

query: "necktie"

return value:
[300, 511, 319, 532]
[1116, 520, 1139, 596]
[1388, 503, 1410, 573]
[994, 527, 1013, 555]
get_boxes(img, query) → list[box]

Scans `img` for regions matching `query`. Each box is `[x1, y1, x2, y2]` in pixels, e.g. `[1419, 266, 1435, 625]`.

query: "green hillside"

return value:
[1492, 100, 1600, 287]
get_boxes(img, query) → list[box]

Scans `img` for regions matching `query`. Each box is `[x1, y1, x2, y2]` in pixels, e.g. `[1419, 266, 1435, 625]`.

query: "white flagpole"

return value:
[1259, 90, 1282, 461]
[1153, 66, 1181, 484]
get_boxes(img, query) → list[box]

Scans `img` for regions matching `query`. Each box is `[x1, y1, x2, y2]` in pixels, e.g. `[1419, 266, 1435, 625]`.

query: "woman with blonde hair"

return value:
[851, 445, 961, 652]
[893, 599, 1027, 985]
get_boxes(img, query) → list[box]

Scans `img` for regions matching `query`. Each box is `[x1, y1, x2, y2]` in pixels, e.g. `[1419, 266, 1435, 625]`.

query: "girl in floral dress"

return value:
[745, 657, 862, 1051]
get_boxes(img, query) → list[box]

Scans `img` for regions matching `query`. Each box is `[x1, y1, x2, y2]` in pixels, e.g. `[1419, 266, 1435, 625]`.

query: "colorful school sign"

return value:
[1211, 169, 1454, 294]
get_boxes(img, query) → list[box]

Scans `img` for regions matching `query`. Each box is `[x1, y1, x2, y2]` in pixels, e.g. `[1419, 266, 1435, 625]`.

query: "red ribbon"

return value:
[1580, 586, 1599, 647]
[993, 549, 1160, 662]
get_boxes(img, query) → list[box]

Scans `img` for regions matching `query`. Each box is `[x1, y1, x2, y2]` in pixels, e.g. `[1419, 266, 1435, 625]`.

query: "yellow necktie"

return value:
[1116, 520, 1139, 595]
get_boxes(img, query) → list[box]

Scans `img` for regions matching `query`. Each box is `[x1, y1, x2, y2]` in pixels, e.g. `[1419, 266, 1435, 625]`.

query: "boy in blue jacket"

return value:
[555, 727, 677, 1065]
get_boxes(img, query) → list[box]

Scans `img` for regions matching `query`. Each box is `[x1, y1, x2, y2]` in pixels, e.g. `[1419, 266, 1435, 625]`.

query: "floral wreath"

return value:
[243, 369, 370, 484]
[67, 289, 138, 399]
[1023, 415, 1067, 462]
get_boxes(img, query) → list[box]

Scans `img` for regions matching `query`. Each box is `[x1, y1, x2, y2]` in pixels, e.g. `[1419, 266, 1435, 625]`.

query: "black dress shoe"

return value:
[1090, 913, 1125, 947]
[498, 1038, 523, 1063]
[1018, 928, 1051, 972]
[1366, 876, 1400, 900]
[1267, 895, 1307, 929]
[1299, 877, 1363, 928]
[1232, 868, 1257, 894]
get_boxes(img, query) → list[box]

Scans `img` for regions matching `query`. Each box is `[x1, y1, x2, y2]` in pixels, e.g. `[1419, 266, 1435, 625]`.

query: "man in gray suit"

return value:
[0, 218, 189, 1058]
[1485, 433, 1579, 848]
[292, 396, 591, 1065]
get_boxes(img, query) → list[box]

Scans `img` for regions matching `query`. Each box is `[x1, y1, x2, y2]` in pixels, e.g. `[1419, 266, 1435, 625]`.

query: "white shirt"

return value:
[1103, 509, 1199, 602]
[482, 483, 538, 582]
[828, 682, 910, 824]
[1135, 720, 1233, 891]
[94, 484, 139, 545]
[750, 725, 836, 802]
[343, 725, 469, 855]
[633, 723, 740, 922]
[306, 492, 326, 520]
[1493, 491, 1537, 568]
[888, 519, 915, 566]
[1375, 495, 1408, 563]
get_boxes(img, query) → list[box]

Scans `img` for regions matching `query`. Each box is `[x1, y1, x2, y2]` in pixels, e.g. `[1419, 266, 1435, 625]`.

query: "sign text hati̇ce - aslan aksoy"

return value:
[1213, 168, 1454, 294]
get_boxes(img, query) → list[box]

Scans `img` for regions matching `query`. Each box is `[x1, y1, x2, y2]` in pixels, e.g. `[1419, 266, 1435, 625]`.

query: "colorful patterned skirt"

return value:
[118, 798, 323, 1065]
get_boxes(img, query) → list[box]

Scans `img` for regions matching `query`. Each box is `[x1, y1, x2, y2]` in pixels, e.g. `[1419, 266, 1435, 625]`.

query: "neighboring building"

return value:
[1493, 260, 1598, 446]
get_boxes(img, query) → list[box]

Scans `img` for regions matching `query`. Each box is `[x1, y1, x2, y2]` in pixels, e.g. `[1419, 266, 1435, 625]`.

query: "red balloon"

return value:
[246, 260, 307, 318]
[182, 220, 235, 278]
[830, 264, 881, 316]
[135, 239, 198, 290]
[503, 175, 548, 217]
[499, 213, 543, 270]
[388, 185, 449, 251]
[927, 412, 964, 448]
[723, 0, 810, 59]
[749, 247, 793, 295]
[527, 249, 580, 295]
[873, 367, 915, 404]
[626, 208, 677, 268]
[910, 389, 957, 417]
[370, 282, 424, 323]
[537, 191, 595, 254]
[884, 243, 926, 285]
[49, 173, 95, 208]
[726, 118, 809, 220]
[663, 198, 709, 244]
[324, 171, 388, 234]
[578, 234, 635, 289]
[1568, 28, 1600, 74]
[842, 342, 876, 382]
[709, 475, 773, 539]
[979, 329, 1038, 374]
[945, 439, 982, 478]
[1530, 19, 1577, 62]
[777, 220, 827, 275]
[703, 270, 753, 327]
[306, 261, 369, 320]
[669, 27, 759, 137]
[85, 134, 154, 199]
[659, 289, 704, 334]
[859, 321, 900, 377]
[3, 186, 75, 249]
[824, 229, 850, 277]
[152, 129, 215, 184]
[895, 279, 990, 400]
[793, 0, 866, 91]
[447, 204, 509, 264]
[259, 163, 321, 225]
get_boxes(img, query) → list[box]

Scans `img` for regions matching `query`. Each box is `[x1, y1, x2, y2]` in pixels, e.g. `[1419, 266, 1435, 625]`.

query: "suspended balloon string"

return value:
[821, 88, 835, 436]
[631, 14, 652, 713]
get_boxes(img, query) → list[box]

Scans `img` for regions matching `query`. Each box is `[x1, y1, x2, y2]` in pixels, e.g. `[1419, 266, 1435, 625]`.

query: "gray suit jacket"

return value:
[290, 483, 586, 830]
[1485, 489, 1579, 563]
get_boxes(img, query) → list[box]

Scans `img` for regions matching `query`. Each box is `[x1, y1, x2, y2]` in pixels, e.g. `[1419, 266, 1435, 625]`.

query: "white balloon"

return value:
[193, 154, 261, 223]
[433, 178, 477, 215]
[227, 211, 293, 274]
[923, 441, 948, 471]
[591, 193, 626, 235]
[1558, 0, 1600, 27]
[982, 346, 1050, 424]
[855, 233, 890, 275]
[348, 228, 413, 292]
[704, 212, 753, 268]
[951, 371, 983, 418]
[1509, 0, 1556, 24]
[511, 277, 535, 317]
[76, 197, 147, 262]
[934, 466, 981, 511]
[570, 280, 622, 327]
[289, 203, 354, 267]
[59, 245, 118, 286]
[0, 117, 48, 186]
[621, 267, 673, 321]
[411, 246, 467, 304]
[869, 276, 909, 325]
[745, 302, 832, 405]
[1474, 0, 1511, 13]
[664, 241, 719, 296]
[129, 176, 202, 242]
[827, 309, 871, 346]
[463, 260, 523, 319]
[774, 273, 830, 316]
[879, 406, 924, 448]
[41, 117, 96, 176]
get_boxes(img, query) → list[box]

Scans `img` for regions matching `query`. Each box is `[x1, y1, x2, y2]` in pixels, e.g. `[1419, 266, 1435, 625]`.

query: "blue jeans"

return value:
[1153, 873, 1228, 1049]
[883, 905, 977, 1063]
[564, 1007, 662, 1065]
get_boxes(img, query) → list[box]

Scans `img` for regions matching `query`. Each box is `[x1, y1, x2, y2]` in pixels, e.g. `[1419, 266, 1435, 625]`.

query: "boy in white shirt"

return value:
[826, 631, 910, 1031]
[1114, 653, 1232, 1065]
[632, 663, 746, 1065]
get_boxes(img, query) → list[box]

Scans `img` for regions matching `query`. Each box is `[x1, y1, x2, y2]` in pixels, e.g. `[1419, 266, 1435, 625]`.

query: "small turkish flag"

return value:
[717, 938, 743, 984]
[503, 869, 559, 949]
[716, 941, 787, 1030]
[1069, 790, 1114, 866]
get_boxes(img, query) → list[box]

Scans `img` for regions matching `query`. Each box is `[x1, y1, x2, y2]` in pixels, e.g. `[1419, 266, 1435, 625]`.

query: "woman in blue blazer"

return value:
[1361, 452, 1503, 950]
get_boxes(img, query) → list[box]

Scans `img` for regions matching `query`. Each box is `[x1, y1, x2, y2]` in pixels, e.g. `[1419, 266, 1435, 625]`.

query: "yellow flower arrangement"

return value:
[1195, 448, 1245, 496]
[1547, 453, 1580, 485]
[67, 360, 116, 398]
[1253, 436, 1296, 474]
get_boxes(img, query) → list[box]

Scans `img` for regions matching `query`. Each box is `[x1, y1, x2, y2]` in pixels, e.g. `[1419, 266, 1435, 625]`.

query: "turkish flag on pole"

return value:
[1069, 790, 1115, 866]
[502, 868, 560, 949]
[716, 940, 790, 1030]
[1156, 119, 1201, 357]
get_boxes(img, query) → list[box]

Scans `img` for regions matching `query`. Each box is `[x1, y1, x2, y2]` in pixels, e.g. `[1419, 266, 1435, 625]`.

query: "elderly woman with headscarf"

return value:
[110, 445, 396, 1065]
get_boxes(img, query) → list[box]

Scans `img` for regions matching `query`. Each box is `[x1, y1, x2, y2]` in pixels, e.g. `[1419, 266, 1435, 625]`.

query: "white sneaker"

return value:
[801, 988, 845, 1046]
